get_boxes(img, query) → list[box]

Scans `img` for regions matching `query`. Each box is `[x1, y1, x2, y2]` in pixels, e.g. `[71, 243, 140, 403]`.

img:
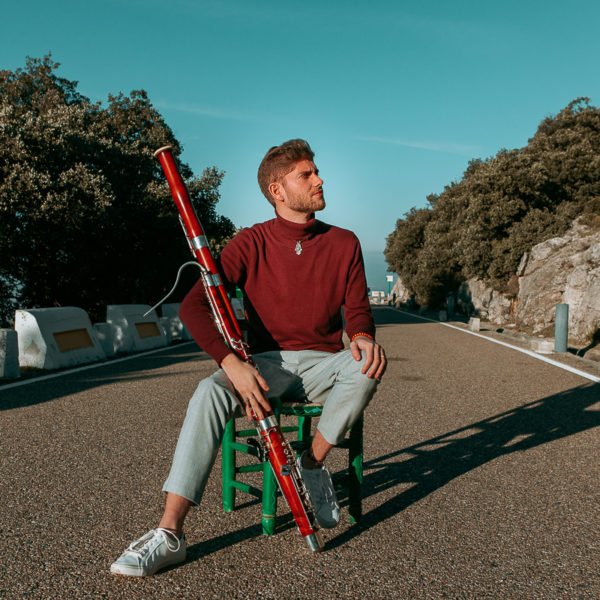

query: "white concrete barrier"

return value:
[15, 307, 106, 370]
[469, 317, 481, 332]
[106, 305, 168, 354]
[159, 317, 173, 345]
[93, 322, 116, 358]
[531, 338, 554, 354]
[231, 297, 246, 321]
[0, 329, 20, 379]
[161, 303, 192, 341]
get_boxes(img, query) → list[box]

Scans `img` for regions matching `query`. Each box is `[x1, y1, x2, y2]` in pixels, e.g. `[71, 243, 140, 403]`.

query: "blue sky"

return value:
[3, 1, 600, 291]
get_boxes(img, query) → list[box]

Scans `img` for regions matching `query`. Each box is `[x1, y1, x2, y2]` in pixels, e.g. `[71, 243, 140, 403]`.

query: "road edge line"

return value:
[389, 307, 600, 384]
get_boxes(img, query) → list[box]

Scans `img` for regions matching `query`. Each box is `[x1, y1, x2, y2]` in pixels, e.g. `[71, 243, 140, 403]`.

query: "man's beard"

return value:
[285, 189, 326, 213]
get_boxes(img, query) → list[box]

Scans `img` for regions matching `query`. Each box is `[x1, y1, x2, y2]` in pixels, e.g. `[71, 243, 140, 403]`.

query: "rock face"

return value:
[516, 219, 600, 343]
[457, 278, 514, 325]
[456, 219, 600, 344]
[393, 218, 600, 346]
[390, 277, 413, 304]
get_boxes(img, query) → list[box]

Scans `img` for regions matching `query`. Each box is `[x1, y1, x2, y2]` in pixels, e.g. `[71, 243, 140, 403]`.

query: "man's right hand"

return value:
[220, 353, 271, 421]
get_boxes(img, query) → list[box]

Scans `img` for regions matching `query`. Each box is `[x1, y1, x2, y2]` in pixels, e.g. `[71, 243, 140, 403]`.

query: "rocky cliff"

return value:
[457, 218, 600, 346]
[516, 218, 600, 343]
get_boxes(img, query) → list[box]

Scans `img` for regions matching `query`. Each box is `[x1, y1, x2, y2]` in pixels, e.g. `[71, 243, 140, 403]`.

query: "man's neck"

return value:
[275, 205, 313, 224]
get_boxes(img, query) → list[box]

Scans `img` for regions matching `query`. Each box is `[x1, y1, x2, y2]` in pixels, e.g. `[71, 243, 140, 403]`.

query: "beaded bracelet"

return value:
[351, 332, 374, 342]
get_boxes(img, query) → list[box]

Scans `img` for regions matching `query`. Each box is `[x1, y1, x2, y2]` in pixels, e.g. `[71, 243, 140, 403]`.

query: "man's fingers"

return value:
[365, 353, 379, 377]
[369, 347, 386, 379]
[365, 345, 386, 379]
[243, 390, 271, 421]
[243, 394, 261, 420]
[257, 373, 270, 392]
[359, 343, 374, 374]
[352, 338, 386, 378]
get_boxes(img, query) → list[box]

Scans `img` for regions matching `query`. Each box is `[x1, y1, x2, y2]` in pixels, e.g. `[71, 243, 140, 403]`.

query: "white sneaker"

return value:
[110, 528, 186, 577]
[297, 452, 340, 529]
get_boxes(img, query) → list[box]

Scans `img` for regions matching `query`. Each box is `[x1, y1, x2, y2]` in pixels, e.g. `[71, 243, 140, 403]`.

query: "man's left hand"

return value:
[350, 336, 386, 380]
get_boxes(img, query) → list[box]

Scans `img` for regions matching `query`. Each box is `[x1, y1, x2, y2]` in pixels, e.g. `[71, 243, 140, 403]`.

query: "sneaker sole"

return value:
[110, 552, 186, 577]
[315, 513, 340, 529]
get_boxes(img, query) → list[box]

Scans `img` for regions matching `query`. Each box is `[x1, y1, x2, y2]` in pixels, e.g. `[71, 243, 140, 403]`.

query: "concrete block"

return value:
[93, 322, 116, 358]
[0, 329, 20, 379]
[532, 338, 555, 354]
[159, 317, 173, 345]
[231, 297, 246, 322]
[469, 317, 481, 332]
[161, 303, 192, 341]
[107, 305, 168, 354]
[15, 307, 106, 370]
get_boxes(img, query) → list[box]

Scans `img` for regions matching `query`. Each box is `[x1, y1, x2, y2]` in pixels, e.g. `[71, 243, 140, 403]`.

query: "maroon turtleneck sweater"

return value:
[179, 212, 375, 365]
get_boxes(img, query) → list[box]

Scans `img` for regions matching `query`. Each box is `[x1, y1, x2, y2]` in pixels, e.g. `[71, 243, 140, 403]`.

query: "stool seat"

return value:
[221, 399, 363, 535]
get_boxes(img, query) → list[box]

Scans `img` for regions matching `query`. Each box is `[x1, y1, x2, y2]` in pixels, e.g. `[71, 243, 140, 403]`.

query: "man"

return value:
[110, 139, 386, 577]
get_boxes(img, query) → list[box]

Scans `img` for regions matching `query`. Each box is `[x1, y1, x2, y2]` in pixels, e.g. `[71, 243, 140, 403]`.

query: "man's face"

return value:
[279, 159, 325, 214]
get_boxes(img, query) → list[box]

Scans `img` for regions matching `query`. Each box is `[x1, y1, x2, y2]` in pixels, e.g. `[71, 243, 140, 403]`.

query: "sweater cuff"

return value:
[212, 345, 235, 367]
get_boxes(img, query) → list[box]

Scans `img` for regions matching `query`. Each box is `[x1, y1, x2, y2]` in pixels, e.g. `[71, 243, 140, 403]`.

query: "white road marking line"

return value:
[388, 308, 600, 384]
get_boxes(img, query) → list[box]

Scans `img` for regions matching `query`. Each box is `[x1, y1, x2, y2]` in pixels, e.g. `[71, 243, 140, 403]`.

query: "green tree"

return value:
[384, 204, 433, 304]
[0, 55, 235, 326]
[385, 98, 600, 308]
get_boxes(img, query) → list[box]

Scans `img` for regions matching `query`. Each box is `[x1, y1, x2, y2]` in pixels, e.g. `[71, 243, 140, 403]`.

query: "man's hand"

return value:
[221, 353, 271, 421]
[350, 335, 386, 380]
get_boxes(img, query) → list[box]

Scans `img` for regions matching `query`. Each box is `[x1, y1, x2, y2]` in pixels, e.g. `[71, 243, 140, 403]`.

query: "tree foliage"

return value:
[385, 98, 600, 307]
[0, 55, 235, 325]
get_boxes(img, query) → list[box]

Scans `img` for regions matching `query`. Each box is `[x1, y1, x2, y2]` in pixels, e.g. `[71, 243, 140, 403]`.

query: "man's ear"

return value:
[268, 181, 284, 202]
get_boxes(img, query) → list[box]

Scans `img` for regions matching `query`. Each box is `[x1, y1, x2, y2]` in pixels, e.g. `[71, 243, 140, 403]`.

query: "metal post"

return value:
[554, 303, 569, 353]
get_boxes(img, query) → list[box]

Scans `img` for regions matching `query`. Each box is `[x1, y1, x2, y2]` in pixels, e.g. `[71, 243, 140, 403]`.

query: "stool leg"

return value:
[222, 418, 236, 512]
[348, 415, 363, 523]
[261, 461, 277, 535]
[261, 402, 281, 535]
[297, 415, 312, 451]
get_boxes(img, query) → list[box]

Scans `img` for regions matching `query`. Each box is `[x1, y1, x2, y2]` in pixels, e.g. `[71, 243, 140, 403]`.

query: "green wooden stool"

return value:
[221, 399, 363, 535]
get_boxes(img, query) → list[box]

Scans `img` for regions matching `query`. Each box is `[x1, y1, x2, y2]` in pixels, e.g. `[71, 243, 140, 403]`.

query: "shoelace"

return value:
[126, 528, 181, 558]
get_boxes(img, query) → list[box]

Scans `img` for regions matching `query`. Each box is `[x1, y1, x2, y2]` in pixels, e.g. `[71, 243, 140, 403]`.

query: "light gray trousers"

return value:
[163, 349, 378, 505]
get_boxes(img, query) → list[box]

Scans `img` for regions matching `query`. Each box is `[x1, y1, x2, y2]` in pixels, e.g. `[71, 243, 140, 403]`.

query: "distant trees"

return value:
[385, 98, 600, 308]
[0, 55, 235, 326]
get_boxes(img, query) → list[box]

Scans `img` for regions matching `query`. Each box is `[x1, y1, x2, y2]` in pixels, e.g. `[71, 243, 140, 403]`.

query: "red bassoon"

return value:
[153, 145, 324, 552]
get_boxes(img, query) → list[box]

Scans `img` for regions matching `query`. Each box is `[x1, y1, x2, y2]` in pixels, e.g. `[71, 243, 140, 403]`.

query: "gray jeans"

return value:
[163, 349, 378, 505]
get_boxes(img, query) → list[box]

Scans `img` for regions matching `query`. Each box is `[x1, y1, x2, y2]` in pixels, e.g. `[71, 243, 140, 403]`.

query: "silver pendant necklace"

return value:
[295, 240, 303, 255]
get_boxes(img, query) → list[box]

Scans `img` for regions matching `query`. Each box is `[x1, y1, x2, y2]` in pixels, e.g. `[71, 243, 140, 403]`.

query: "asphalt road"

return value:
[1, 306, 599, 600]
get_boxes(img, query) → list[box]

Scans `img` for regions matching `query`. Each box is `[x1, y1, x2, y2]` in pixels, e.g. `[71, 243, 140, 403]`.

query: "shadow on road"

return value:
[185, 522, 266, 563]
[371, 305, 431, 328]
[326, 381, 600, 550]
[0, 344, 210, 410]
